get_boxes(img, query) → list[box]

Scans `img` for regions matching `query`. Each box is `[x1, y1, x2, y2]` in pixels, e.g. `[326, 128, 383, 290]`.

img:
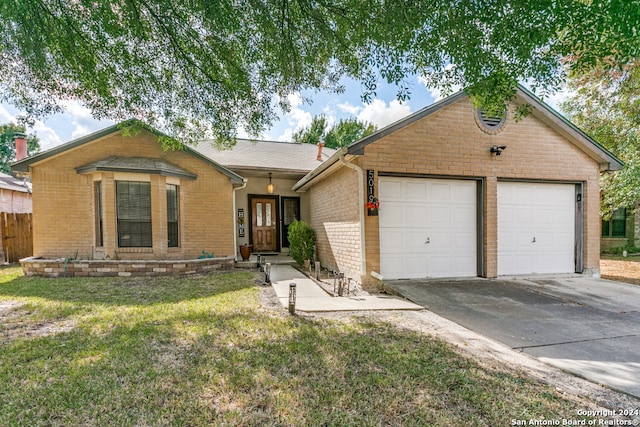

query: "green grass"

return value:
[0, 267, 587, 426]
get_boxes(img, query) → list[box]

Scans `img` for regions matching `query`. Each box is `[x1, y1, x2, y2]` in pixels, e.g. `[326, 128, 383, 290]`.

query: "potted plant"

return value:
[366, 198, 380, 216]
[239, 244, 253, 261]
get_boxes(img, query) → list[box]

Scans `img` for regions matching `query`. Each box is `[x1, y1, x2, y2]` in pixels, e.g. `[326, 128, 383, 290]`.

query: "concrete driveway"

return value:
[385, 275, 640, 398]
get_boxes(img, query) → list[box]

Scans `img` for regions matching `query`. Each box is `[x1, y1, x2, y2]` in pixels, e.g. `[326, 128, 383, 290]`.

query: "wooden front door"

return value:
[251, 197, 277, 252]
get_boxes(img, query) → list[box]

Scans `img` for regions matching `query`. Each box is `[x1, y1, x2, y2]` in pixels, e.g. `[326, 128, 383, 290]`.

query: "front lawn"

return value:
[0, 267, 589, 426]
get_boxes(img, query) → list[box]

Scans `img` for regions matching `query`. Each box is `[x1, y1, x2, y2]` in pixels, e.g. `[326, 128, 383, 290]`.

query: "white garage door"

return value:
[379, 177, 477, 279]
[498, 182, 576, 275]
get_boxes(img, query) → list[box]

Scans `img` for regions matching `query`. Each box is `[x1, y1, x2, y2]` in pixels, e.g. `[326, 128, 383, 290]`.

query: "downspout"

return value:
[338, 153, 367, 281]
[232, 179, 248, 261]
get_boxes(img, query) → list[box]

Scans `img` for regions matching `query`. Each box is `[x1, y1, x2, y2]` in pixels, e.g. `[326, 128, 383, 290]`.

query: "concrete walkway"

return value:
[269, 264, 422, 312]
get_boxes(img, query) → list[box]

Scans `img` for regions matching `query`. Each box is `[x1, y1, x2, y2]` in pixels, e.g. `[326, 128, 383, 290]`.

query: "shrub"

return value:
[288, 220, 316, 265]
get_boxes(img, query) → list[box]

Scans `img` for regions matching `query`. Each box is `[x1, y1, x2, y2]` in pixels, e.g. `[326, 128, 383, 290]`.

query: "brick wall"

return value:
[30, 130, 236, 260]
[309, 98, 603, 289]
[20, 256, 234, 277]
[309, 165, 363, 283]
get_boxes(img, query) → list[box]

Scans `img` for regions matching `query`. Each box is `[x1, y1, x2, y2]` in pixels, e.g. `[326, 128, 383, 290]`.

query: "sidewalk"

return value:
[269, 264, 422, 312]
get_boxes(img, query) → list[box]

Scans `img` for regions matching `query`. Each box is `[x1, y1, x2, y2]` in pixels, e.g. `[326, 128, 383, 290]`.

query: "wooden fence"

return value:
[1, 212, 33, 263]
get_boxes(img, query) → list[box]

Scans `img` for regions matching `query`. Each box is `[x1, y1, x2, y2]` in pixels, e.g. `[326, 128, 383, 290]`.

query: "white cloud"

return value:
[273, 92, 314, 142]
[32, 121, 63, 150]
[286, 93, 304, 108]
[337, 102, 362, 115]
[0, 104, 63, 150]
[277, 128, 294, 142]
[0, 104, 15, 123]
[60, 100, 93, 119]
[357, 99, 412, 128]
[70, 124, 91, 140]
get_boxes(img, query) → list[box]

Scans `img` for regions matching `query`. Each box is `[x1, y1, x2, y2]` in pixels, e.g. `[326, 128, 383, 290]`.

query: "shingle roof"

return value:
[76, 157, 197, 180]
[0, 172, 31, 193]
[194, 139, 336, 174]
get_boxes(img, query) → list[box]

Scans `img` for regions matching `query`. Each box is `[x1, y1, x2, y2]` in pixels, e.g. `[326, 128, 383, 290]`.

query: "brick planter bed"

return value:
[20, 256, 236, 278]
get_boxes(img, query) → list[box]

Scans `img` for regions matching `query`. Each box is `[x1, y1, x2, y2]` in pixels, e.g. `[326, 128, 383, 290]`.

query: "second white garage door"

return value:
[379, 177, 477, 279]
[498, 182, 576, 275]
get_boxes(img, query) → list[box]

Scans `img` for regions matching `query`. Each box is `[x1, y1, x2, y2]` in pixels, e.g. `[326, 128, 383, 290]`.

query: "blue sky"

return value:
[0, 76, 567, 151]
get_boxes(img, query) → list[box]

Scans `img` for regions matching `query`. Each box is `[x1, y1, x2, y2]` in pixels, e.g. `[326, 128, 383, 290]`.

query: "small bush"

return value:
[288, 220, 316, 265]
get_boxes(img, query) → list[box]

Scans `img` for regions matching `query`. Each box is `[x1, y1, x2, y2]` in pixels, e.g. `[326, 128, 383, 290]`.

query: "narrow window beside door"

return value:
[94, 181, 103, 247]
[167, 184, 179, 247]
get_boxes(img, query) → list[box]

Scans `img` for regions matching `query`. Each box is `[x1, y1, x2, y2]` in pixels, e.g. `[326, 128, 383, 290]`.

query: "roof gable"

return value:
[11, 120, 245, 185]
[346, 85, 622, 171]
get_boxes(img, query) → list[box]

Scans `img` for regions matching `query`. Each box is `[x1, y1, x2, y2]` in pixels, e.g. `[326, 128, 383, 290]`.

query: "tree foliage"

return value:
[293, 115, 376, 148]
[562, 62, 640, 218]
[1, 0, 639, 145]
[0, 123, 40, 173]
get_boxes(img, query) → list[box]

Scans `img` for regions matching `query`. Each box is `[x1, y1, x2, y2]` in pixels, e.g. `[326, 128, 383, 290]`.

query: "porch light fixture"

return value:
[267, 172, 274, 194]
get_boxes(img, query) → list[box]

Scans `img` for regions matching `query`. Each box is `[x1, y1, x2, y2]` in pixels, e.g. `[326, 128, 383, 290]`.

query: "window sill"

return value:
[116, 248, 154, 253]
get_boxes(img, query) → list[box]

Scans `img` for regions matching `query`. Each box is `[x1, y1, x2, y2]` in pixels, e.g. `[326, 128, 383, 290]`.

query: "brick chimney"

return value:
[14, 132, 27, 161]
[316, 141, 325, 161]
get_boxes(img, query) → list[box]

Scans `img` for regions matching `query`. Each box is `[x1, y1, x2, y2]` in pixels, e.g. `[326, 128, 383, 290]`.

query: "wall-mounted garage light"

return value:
[490, 145, 507, 156]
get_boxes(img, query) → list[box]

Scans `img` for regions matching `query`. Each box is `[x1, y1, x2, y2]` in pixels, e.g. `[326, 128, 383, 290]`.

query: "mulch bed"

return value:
[600, 257, 640, 285]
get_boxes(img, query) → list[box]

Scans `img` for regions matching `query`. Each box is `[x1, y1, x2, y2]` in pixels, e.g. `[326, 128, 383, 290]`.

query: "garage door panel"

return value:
[380, 255, 405, 277]
[512, 209, 534, 224]
[454, 231, 476, 249]
[429, 256, 454, 276]
[379, 177, 477, 279]
[498, 182, 575, 275]
[379, 230, 404, 254]
[405, 206, 429, 225]
[405, 182, 428, 200]
[406, 232, 429, 250]
[452, 183, 476, 200]
[379, 180, 403, 200]
[430, 182, 453, 201]
[453, 206, 474, 222]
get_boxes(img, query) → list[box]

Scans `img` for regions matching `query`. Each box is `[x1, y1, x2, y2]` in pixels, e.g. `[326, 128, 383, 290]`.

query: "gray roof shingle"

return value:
[0, 172, 31, 193]
[194, 139, 336, 174]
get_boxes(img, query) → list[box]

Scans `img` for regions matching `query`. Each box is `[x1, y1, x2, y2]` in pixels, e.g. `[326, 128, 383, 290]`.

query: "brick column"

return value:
[151, 175, 167, 257]
[484, 176, 498, 278]
[102, 173, 116, 259]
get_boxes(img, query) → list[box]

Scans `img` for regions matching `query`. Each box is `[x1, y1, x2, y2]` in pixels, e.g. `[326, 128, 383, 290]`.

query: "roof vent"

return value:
[475, 108, 507, 134]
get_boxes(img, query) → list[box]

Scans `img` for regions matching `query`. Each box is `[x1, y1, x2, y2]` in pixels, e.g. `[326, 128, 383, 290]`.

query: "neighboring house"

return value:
[0, 171, 33, 263]
[0, 172, 31, 213]
[601, 205, 640, 253]
[293, 85, 622, 289]
[10, 122, 334, 263]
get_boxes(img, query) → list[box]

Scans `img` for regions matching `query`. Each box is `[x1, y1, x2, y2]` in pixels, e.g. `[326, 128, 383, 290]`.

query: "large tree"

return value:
[0, 123, 40, 173]
[1, 1, 638, 146]
[293, 115, 376, 148]
[562, 62, 640, 218]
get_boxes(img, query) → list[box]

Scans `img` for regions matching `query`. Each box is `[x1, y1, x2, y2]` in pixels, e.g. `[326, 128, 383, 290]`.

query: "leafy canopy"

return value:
[562, 62, 640, 217]
[293, 115, 376, 148]
[0, 123, 40, 173]
[1, 0, 639, 146]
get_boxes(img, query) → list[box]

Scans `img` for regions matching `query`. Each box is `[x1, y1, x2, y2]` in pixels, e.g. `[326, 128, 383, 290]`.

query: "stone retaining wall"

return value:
[20, 256, 235, 277]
